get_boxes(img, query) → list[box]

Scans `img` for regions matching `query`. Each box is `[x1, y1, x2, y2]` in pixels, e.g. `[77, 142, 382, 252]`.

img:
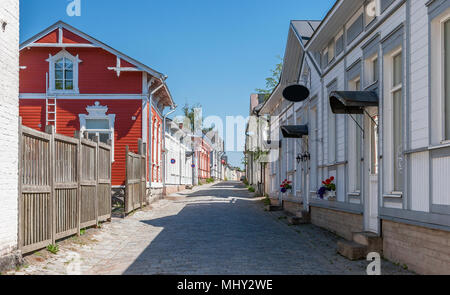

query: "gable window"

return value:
[55, 58, 73, 90]
[46, 50, 81, 93]
[79, 102, 116, 161]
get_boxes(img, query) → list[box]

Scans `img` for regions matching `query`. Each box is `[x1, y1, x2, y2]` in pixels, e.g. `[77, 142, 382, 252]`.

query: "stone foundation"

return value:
[0, 250, 23, 273]
[164, 185, 186, 196]
[269, 197, 280, 207]
[382, 220, 450, 275]
[310, 206, 363, 241]
[282, 199, 304, 215]
[149, 188, 164, 204]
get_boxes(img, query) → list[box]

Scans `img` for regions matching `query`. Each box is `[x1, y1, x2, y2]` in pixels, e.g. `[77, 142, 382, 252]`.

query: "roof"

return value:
[291, 20, 321, 41]
[20, 21, 174, 106]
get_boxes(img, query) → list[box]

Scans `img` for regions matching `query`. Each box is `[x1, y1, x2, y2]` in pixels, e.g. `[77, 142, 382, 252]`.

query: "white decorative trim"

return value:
[46, 49, 82, 94]
[19, 93, 145, 100]
[79, 101, 116, 161]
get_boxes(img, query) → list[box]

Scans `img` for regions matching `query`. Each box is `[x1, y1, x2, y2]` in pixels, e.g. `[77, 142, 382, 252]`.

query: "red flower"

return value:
[330, 176, 335, 181]
[322, 181, 326, 185]
[325, 179, 331, 185]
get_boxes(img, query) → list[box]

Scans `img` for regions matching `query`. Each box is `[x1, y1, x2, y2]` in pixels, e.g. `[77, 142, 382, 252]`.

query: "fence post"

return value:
[93, 135, 99, 226]
[18, 118, 23, 251]
[74, 131, 82, 236]
[45, 125, 56, 245]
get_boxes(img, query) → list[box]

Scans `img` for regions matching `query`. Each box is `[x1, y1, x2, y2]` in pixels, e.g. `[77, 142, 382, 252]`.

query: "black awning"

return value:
[329, 91, 379, 114]
[281, 125, 308, 139]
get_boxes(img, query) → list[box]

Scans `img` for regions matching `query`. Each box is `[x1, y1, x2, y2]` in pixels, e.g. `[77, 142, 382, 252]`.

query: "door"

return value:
[364, 107, 379, 233]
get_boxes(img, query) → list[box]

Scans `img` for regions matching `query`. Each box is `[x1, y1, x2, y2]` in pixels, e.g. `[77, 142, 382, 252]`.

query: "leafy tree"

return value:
[255, 56, 283, 101]
[180, 103, 214, 134]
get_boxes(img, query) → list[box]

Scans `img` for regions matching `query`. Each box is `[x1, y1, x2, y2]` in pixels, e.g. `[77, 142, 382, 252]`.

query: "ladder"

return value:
[46, 97, 57, 131]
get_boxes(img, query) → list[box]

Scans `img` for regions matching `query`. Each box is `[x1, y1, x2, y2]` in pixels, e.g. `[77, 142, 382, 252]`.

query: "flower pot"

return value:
[326, 190, 336, 201]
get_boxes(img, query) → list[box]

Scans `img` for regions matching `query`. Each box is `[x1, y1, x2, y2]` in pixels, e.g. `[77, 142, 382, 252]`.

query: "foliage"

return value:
[181, 103, 214, 134]
[242, 177, 249, 186]
[47, 244, 59, 254]
[206, 178, 215, 184]
[317, 177, 336, 199]
[280, 179, 292, 193]
[263, 196, 271, 206]
[248, 186, 255, 193]
[80, 228, 86, 236]
[255, 56, 283, 101]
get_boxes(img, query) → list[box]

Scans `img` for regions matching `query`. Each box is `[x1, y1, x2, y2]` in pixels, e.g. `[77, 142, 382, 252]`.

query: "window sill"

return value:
[383, 193, 403, 199]
[429, 142, 450, 150]
[348, 191, 361, 197]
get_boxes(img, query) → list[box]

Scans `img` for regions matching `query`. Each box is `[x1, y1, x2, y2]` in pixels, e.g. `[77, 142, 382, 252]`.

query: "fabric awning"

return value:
[281, 125, 308, 138]
[329, 91, 379, 114]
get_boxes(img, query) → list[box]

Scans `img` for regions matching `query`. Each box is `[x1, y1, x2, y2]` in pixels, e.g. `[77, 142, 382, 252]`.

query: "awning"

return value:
[281, 125, 308, 138]
[329, 91, 379, 114]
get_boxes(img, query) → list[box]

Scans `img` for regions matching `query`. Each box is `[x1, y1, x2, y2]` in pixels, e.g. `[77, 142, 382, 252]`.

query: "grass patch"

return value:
[79, 228, 86, 236]
[46, 244, 59, 254]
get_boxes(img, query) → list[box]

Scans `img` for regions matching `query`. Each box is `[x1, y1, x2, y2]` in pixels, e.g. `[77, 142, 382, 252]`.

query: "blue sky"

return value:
[20, 0, 334, 168]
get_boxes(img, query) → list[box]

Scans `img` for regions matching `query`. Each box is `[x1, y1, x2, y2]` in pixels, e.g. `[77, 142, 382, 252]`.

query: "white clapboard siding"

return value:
[432, 155, 450, 206]
[410, 151, 430, 212]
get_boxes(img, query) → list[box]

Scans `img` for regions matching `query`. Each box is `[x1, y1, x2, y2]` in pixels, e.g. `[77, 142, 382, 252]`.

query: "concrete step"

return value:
[352, 232, 383, 253]
[337, 240, 368, 261]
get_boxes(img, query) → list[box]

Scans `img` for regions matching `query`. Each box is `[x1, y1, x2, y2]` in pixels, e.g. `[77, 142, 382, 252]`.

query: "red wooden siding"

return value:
[62, 29, 91, 44]
[19, 99, 142, 186]
[19, 99, 46, 132]
[20, 48, 143, 94]
[36, 30, 58, 43]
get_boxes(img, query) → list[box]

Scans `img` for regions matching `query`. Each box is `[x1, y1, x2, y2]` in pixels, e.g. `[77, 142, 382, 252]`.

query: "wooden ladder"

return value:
[46, 97, 57, 131]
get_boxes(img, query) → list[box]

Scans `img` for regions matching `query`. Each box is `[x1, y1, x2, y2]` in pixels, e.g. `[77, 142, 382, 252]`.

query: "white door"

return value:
[365, 108, 379, 233]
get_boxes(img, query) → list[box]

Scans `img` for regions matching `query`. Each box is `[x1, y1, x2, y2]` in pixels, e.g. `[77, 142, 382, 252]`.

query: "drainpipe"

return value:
[162, 104, 178, 192]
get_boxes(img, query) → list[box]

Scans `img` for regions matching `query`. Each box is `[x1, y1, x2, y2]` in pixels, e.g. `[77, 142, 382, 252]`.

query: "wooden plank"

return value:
[46, 125, 56, 245]
[21, 185, 51, 193]
[75, 131, 82, 237]
[22, 125, 51, 141]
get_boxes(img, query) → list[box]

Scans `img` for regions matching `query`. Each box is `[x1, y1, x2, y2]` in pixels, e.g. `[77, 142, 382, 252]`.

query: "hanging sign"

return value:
[171, 159, 176, 164]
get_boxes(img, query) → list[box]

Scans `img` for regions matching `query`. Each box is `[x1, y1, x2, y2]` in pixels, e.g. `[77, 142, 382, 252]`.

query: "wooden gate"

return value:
[18, 123, 112, 254]
[125, 142, 146, 214]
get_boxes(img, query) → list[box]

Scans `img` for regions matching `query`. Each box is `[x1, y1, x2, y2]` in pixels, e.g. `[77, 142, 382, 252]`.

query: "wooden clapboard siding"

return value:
[19, 99, 46, 132]
[18, 123, 111, 254]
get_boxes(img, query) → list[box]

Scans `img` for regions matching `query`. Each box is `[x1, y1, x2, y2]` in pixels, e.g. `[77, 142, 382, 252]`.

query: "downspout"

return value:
[162, 104, 177, 191]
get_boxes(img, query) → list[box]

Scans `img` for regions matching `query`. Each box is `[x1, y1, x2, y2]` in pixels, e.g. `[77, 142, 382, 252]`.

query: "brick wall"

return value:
[382, 220, 450, 275]
[310, 206, 363, 241]
[0, 0, 19, 258]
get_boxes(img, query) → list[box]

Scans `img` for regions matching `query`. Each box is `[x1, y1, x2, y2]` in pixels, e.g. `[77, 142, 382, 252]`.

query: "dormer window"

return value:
[46, 50, 81, 94]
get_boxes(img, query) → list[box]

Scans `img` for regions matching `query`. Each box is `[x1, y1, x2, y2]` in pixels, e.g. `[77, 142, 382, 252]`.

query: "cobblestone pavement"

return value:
[7, 181, 412, 275]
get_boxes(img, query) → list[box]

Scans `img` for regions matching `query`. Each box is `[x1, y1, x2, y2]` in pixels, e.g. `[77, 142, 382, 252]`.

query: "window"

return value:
[349, 77, 362, 192]
[328, 41, 335, 63]
[55, 58, 74, 90]
[322, 48, 329, 68]
[445, 19, 450, 140]
[365, 55, 379, 86]
[79, 102, 116, 161]
[392, 52, 403, 192]
[46, 50, 81, 93]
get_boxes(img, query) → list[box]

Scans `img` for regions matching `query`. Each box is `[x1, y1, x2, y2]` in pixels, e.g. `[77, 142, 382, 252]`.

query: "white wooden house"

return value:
[260, 0, 450, 274]
[0, 0, 20, 271]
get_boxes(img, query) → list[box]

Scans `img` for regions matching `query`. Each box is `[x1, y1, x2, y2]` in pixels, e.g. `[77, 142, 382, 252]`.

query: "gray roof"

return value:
[291, 20, 321, 40]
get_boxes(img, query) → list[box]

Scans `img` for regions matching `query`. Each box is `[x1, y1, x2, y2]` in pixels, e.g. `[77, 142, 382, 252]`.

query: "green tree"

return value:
[181, 103, 214, 134]
[255, 56, 283, 101]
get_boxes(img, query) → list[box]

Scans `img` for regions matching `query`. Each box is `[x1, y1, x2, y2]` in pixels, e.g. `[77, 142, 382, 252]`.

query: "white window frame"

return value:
[46, 50, 81, 94]
[348, 77, 362, 195]
[79, 102, 116, 162]
[441, 14, 450, 142]
[383, 47, 403, 196]
[365, 54, 379, 87]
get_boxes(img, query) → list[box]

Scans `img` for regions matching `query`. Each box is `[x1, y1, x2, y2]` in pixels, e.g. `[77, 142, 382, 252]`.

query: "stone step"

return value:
[265, 205, 283, 212]
[287, 216, 310, 225]
[296, 210, 311, 221]
[352, 232, 383, 253]
[337, 240, 368, 261]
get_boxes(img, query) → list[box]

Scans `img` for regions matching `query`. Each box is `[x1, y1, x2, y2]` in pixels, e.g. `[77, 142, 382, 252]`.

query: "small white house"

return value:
[0, 0, 20, 271]
[260, 0, 450, 274]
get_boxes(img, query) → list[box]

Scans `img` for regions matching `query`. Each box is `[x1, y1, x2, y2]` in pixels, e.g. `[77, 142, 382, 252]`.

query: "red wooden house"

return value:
[193, 135, 212, 182]
[19, 21, 174, 197]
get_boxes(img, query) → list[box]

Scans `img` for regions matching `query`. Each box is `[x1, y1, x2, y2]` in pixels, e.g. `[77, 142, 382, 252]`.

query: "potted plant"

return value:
[317, 177, 336, 201]
[280, 179, 293, 194]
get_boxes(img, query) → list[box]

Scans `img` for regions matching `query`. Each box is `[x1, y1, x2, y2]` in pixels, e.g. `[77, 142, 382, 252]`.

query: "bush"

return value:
[206, 178, 215, 184]
[242, 177, 249, 186]
[47, 244, 59, 254]
[248, 186, 255, 193]
[263, 197, 271, 206]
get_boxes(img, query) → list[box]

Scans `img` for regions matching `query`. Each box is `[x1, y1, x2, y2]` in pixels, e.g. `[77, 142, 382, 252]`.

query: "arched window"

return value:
[46, 50, 81, 93]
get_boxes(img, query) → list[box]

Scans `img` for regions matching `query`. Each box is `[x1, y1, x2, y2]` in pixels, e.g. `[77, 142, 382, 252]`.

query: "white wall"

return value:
[0, 0, 19, 256]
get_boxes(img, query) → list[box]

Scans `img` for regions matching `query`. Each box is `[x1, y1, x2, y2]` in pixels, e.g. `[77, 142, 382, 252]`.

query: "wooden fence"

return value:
[18, 123, 112, 254]
[124, 142, 146, 214]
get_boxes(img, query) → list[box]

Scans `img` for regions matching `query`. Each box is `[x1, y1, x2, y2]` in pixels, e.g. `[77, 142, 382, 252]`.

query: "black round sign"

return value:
[282, 84, 310, 102]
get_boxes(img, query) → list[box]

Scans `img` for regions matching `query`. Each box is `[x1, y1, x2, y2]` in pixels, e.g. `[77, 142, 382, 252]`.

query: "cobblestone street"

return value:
[8, 182, 411, 275]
